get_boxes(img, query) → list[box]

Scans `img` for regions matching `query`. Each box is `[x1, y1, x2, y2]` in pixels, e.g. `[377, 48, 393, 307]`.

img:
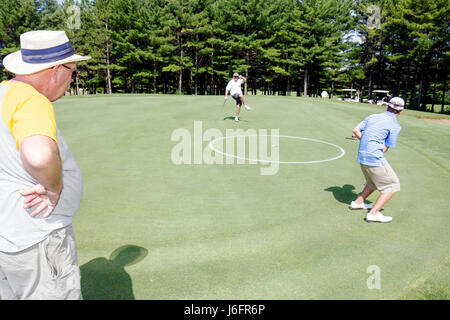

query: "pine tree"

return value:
[0, 0, 41, 80]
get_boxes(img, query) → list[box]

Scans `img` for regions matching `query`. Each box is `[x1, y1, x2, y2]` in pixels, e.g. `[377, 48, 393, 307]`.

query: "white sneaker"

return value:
[235, 117, 239, 122]
[365, 212, 392, 223]
[244, 104, 251, 110]
[349, 201, 373, 210]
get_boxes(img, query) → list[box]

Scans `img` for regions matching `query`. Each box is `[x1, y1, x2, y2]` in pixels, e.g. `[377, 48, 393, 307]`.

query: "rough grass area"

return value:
[401, 258, 450, 300]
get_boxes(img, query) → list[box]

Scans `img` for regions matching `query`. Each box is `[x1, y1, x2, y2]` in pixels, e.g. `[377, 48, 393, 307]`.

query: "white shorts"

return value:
[0, 225, 82, 300]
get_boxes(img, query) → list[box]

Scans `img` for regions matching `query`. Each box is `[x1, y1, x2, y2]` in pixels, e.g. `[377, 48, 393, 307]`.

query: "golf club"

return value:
[216, 99, 228, 121]
[221, 99, 226, 113]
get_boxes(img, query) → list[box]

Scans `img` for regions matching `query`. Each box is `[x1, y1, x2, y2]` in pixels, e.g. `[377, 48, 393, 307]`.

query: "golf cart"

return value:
[338, 89, 359, 102]
[369, 90, 391, 105]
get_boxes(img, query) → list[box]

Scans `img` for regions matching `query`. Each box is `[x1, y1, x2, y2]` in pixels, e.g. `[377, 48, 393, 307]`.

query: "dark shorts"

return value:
[232, 93, 242, 105]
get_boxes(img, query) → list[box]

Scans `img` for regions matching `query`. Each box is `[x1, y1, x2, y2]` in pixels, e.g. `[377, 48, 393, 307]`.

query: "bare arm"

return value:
[20, 135, 63, 218]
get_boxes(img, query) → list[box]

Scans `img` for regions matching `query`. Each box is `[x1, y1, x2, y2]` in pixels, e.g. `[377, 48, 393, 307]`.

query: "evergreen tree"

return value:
[0, 0, 41, 79]
[0, 0, 447, 110]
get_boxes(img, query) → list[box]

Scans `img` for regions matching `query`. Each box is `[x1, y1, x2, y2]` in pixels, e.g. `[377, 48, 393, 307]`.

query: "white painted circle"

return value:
[208, 135, 345, 164]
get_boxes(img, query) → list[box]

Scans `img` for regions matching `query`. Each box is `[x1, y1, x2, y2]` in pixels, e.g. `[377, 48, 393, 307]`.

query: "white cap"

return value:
[387, 97, 405, 111]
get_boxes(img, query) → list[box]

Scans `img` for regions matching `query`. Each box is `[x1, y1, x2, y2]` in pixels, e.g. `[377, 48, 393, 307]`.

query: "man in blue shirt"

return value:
[350, 97, 404, 223]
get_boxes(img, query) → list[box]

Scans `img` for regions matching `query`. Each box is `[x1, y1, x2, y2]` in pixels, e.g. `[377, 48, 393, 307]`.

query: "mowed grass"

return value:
[53, 94, 450, 300]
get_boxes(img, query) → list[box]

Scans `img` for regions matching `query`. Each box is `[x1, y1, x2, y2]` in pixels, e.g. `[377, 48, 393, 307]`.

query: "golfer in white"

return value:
[224, 73, 251, 122]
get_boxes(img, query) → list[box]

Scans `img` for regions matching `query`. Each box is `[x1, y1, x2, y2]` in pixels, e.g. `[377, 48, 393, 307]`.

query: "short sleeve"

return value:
[11, 94, 58, 149]
[357, 118, 368, 131]
[386, 126, 401, 148]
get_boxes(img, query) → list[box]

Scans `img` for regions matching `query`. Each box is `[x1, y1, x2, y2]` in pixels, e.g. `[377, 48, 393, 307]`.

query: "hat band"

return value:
[388, 103, 404, 110]
[21, 41, 74, 64]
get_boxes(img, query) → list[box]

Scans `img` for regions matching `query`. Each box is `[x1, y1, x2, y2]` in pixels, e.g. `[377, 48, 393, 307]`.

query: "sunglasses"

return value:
[62, 64, 78, 80]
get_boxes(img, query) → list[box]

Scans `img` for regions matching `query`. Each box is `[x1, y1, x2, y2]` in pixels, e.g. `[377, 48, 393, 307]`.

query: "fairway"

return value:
[53, 94, 450, 300]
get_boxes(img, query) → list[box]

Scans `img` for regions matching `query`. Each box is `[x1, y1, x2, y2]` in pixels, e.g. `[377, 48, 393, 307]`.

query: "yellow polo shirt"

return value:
[0, 80, 57, 149]
[0, 80, 82, 253]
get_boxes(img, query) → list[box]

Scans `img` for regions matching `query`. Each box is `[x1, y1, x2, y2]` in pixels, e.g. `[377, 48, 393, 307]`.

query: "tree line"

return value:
[0, 0, 448, 112]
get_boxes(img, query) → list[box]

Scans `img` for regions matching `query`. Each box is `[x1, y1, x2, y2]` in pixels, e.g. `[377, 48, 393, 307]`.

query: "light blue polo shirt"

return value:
[356, 111, 401, 166]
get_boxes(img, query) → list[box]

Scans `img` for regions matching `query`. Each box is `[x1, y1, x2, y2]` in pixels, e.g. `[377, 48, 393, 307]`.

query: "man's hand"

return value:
[20, 184, 61, 218]
[352, 127, 362, 140]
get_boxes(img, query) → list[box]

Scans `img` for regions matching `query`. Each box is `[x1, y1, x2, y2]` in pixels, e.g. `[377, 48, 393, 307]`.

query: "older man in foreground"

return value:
[0, 30, 90, 299]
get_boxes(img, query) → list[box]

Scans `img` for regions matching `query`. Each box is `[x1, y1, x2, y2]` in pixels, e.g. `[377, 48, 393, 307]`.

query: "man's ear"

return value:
[51, 64, 62, 73]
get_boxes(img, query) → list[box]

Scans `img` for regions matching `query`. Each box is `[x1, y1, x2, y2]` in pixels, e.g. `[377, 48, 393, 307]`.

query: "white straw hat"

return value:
[2, 30, 91, 75]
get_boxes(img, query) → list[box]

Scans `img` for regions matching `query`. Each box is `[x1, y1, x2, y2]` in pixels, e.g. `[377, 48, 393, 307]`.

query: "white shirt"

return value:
[226, 79, 243, 96]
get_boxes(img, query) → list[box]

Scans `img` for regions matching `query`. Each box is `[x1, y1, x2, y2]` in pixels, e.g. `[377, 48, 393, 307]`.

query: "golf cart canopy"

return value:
[372, 90, 389, 93]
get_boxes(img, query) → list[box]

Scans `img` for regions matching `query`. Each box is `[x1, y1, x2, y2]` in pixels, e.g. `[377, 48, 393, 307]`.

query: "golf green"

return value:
[53, 94, 450, 299]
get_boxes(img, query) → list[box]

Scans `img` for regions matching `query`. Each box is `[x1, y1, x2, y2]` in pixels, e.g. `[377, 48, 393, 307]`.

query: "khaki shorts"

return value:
[360, 162, 400, 194]
[0, 225, 82, 300]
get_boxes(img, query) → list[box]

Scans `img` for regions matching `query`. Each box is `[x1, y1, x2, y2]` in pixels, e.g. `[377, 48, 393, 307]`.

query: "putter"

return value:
[217, 99, 228, 121]
[221, 99, 226, 113]
[345, 136, 357, 140]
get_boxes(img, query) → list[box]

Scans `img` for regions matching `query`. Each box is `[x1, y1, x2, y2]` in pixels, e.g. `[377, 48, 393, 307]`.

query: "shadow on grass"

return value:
[223, 116, 249, 122]
[80, 245, 148, 300]
[324, 184, 359, 205]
